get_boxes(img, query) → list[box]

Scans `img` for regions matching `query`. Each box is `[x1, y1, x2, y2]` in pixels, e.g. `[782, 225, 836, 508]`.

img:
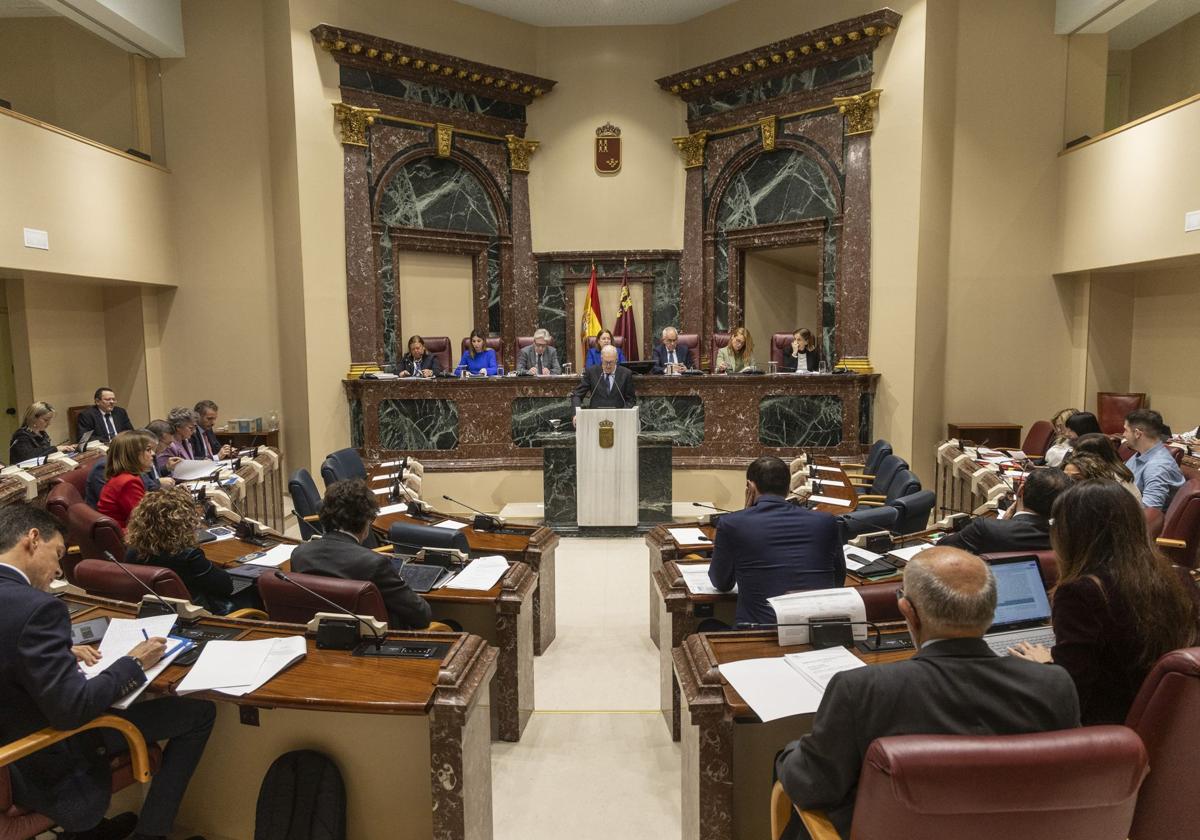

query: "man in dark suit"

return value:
[938, 467, 1071, 554]
[0, 504, 215, 840]
[75, 387, 134, 444]
[291, 479, 432, 630]
[189, 400, 233, 461]
[708, 456, 843, 627]
[571, 345, 636, 420]
[776, 547, 1079, 839]
[650, 326, 694, 374]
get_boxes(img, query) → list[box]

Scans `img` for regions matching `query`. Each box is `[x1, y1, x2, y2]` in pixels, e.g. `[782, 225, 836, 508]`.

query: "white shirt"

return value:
[0, 562, 31, 585]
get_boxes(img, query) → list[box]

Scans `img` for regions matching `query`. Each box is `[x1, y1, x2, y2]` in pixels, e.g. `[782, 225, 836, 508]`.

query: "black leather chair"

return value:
[387, 521, 469, 556]
[892, 489, 936, 534]
[289, 468, 324, 540]
[845, 439, 894, 477]
[852, 454, 909, 497]
[838, 506, 899, 540]
[320, 447, 367, 490]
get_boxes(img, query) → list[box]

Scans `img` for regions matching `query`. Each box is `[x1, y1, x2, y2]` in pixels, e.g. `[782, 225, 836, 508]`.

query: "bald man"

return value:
[775, 548, 1079, 839]
[571, 344, 637, 423]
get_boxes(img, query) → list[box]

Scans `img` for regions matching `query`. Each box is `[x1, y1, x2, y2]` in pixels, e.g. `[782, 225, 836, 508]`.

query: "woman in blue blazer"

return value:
[585, 329, 626, 369]
[456, 330, 498, 376]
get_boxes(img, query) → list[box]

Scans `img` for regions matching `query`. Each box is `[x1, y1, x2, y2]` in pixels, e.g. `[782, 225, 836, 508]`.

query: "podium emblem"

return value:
[598, 419, 615, 449]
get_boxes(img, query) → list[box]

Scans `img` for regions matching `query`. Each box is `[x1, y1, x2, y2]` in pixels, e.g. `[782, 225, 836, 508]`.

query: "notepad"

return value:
[809, 494, 851, 507]
[432, 519, 470, 531]
[783, 646, 868, 691]
[377, 502, 409, 516]
[244, 543, 295, 567]
[887, 544, 933, 563]
[678, 563, 736, 595]
[719, 647, 868, 722]
[81, 615, 191, 709]
[668, 526, 711, 546]
[440, 555, 509, 590]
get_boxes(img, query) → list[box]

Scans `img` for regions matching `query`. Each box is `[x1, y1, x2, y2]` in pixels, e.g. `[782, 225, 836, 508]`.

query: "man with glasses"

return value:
[75, 387, 134, 444]
[650, 326, 693, 375]
[517, 328, 562, 375]
[571, 345, 636, 426]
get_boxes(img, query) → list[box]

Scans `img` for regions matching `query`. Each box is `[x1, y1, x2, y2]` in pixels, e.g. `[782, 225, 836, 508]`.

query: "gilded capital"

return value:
[436, 123, 454, 157]
[759, 115, 777, 151]
[672, 130, 708, 169]
[332, 103, 379, 147]
[831, 89, 882, 136]
[505, 134, 539, 172]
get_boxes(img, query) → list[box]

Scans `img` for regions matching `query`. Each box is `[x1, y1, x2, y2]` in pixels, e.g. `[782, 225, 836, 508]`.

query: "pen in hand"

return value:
[142, 629, 150, 641]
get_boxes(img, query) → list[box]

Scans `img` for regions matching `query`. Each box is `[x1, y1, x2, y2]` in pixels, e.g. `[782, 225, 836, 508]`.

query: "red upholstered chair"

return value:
[1168, 445, 1185, 465]
[0, 716, 160, 840]
[1125, 647, 1200, 840]
[73, 558, 192, 602]
[584, 335, 624, 350]
[857, 581, 903, 623]
[1144, 507, 1165, 541]
[459, 335, 503, 356]
[675, 333, 699, 365]
[65, 504, 125, 583]
[53, 465, 90, 496]
[257, 570, 388, 624]
[1019, 420, 1055, 458]
[45, 481, 82, 529]
[1097, 392, 1146, 436]
[1155, 478, 1200, 569]
[770, 332, 795, 367]
[516, 335, 557, 350]
[420, 336, 452, 372]
[980, 551, 1060, 590]
[710, 332, 731, 371]
[775, 728, 1148, 840]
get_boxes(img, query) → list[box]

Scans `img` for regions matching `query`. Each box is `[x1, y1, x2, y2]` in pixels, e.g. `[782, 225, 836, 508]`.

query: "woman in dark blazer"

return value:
[8, 402, 76, 463]
[1011, 479, 1198, 724]
[781, 328, 820, 373]
[399, 334, 443, 378]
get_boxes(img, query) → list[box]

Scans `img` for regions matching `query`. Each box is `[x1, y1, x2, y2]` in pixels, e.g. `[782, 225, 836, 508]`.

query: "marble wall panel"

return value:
[639, 396, 704, 447]
[349, 399, 364, 449]
[378, 235, 398, 368]
[758, 395, 843, 448]
[638, 444, 674, 524]
[536, 266, 569, 350]
[378, 158, 499, 233]
[686, 54, 872, 120]
[511, 397, 574, 447]
[487, 241, 503, 334]
[341, 66, 526, 121]
[379, 398, 460, 451]
[821, 229, 839, 363]
[859, 392, 873, 445]
[541, 442, 577, 527]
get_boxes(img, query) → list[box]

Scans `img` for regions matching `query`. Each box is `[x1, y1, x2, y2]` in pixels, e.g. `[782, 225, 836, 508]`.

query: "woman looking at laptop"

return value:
[1010, 480, 1198, 724]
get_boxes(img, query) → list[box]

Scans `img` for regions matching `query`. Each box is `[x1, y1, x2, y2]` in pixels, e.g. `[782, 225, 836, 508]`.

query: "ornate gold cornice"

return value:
[837, 356, 874, 374]
[655, 9, 900, 101]
[759, 115, 777, 151]
[312, 24, 556, 106]
[505, 134, 539, 172]
[332, 103, 380, 146]
[436, 123, 453, 157]
[672, 130, 709, 169]
[832, 89, 882, 135]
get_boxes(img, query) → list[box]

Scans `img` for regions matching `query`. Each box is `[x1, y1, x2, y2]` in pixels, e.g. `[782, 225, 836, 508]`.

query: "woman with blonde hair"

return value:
[716, 326, 756, 373]
[97, 430, 155, 528]
[8, 402, 75, 463]
[1043, 407, 1078, 467]
[125, 487, 245, 613]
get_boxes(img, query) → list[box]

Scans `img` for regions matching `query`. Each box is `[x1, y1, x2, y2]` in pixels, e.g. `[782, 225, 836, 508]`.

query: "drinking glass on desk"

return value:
[818, 361, 829, 374]
[548, 418, 563, 434]
[496, 366, 505, 377]
[768, 361, 778, 375]
[562, 363, 573, 376]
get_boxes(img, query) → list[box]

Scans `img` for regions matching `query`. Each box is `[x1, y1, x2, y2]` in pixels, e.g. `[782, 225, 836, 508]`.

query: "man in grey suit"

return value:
[775, 547, 1079, 839]
[291, 480, 431, 630]
[516, 328, 562, 375]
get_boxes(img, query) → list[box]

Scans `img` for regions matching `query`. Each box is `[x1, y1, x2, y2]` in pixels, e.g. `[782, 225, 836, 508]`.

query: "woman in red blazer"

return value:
[97, 431, 155, 529]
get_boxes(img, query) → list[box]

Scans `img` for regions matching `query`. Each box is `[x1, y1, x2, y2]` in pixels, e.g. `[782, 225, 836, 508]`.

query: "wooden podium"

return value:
[575, 407, 639, 526]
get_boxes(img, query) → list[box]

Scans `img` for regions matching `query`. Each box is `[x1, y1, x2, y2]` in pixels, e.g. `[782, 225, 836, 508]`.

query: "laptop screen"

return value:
[989, 557, 1051, 630]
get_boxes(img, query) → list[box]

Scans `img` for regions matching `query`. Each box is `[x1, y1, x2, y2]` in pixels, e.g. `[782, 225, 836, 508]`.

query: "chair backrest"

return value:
[73, 558, 192, 601]
[1159, 478, 1200, 569]
[65, 503, 126, 581]
[980, 550, 1060, 590]
[1021, 420, 1055, 458]
[864, 439, 894, 475]
[46, 481, 82, 528]
[320, 448, 367, 490]
[419, 336, 452, 371]
[1181, 463, 1200, 484]
[53, 465, 91, 495]
[387, 521, 470, 555]
[257, 569, 388, 624]
[858, 580, 903, 623]
[870, 454, 908, 495]
[883, 468, 921, 503]
[1143, 507, 1164, 541]
[1097, 392, 1146, 436]
[674, 332, 699, 360]
[892, 489, 935, 534]
[838, 506, 898, 540]
[584, 335, 624, 350]
[1168, 445, 1185, 465]
[770, 332, 795, 366]
[289, 468, 323, 540]
[516, 335, 557, 350]
[849, 728, 1148, 840]
[66, 405, 90, 441]
[710, 332, 730, 370]
[1125, 647, 1200, 840]
[460, 335, 504, 356]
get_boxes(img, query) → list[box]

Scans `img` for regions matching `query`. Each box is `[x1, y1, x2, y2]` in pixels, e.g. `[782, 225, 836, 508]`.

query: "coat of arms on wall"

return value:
[595, 123, 621, 174]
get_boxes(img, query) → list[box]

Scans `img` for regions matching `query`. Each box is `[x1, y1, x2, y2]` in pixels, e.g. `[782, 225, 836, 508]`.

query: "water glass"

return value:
[496, 366, 505, 377]
[768, 361, 778, 375]
[818, 361, 829, 375]
[562, 363, 573, 376]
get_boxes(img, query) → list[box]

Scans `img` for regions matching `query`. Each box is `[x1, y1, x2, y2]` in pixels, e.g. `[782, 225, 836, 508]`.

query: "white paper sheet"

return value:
[812, 478, 845, 487]
[767, 588, 868, 646]
[842, 545, 883, 571]
[813, 465, 842, 473]
[784, 646, 867, 691]
[216, 636, 308, 696]
[176, 638, 280, 694]
[678, 563, 737, 595]
[432, 519, 470, 531]
[887, 544, 933, 563]
[377, 502, 409, 516]
[371, 472, 402, 483]
[81, 615, 187, 708]
[245, 543, 295, 567]
[171, 459, 233, 481]
[668, 526, 712, 546]
[809, 494, 852, 507]
[718, 658, 824, 721]
[372, 486, 392, 496]
[440, 555, 509, 590]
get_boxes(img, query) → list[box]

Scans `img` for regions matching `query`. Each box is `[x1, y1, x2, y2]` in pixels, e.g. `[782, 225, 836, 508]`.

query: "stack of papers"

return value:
[767, 587, 867, 646]
[377, 502, 408, 516]
[809, 495, 852, 507]
[668, 526, 712, 546]
[172, 459, 233, 481]
[678, 563, 736, 595]
[244, 543, 295, 567]
[842, 545, 884, 571]
[440, 555, 509, 590]
[175, 636, 307, 696]
[718, 647, 867, 722]
[433, 519, 470, 531]
[81, 615, 193, 709]
[887, 544, 933, 564]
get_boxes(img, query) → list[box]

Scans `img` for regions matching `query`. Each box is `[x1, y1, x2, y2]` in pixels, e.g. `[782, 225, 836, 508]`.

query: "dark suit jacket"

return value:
[776, 637, 1080, 838]
[75, 405, 133, 443]
[572, 364, 637, 410]
[400, 353, 442, 376]
[708, 495, 844, 627]
[127, 546, 234, 614]
[9, 428, 56, 464]
[781, 347, 821, 373]
[650, 343, 693, 374]
[937, 512, 1051, 554]
[0, 566, 146, 830]
[290, 531, 432, 630]
[189, 426, 223, 460]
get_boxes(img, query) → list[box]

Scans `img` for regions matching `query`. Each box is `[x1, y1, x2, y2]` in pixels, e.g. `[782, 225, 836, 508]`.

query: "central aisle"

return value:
[492, 537, 681, 838]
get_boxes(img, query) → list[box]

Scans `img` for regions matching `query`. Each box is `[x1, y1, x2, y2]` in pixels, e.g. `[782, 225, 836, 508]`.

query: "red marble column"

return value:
[508, 169, 536, 370]
[343, 143, 379, 363]
[680, 164, 706, 342]
[838, 132, 872, 358]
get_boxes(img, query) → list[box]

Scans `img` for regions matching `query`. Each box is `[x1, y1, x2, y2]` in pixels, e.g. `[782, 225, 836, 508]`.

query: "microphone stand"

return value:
[441, 495, 503, 532]
[103, 551, 191, 622]
[272, 571, 384, 651]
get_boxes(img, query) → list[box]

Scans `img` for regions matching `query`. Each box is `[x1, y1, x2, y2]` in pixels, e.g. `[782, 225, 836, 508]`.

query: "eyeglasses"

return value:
[895, 587, 905, 601]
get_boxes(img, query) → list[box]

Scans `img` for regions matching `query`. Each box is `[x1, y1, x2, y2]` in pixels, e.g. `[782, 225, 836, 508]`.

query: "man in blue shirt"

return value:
[708, 456, 843, 626]
[1124, 409, 1185, 511]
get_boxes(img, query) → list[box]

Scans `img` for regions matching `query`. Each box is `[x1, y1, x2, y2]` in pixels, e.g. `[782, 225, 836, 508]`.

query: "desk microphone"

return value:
[692, 502, 732, 513]
[441, 495, 502, 531]
[272, 571, 384, 650]
[103, 551, 180, 620]
[395, 481, 434, 520]
[734, 618, 884, 650]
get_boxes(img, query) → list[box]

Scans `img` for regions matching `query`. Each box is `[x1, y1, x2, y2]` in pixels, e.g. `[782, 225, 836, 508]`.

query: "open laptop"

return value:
[982, 554, 1056, 655]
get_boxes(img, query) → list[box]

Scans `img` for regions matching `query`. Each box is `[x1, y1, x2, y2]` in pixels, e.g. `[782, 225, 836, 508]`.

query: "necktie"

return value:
[202, 431, 214, 459]
[536, 354, 543, 372]
[669, 351, 676, 367]
[606, 373, 613, 393]
[104, 413, 115, 438]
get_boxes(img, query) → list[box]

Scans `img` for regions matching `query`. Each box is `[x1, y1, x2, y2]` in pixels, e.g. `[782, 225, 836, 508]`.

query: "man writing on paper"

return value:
[708, 456, 843, 627]
[571, 345, 636, 426]
[774, 548, 1079, 839]
[0, 504, 215, 840]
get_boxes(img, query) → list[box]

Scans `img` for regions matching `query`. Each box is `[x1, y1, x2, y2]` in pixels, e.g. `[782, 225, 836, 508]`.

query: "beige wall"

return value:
[396, 251, 474, 355]
[742, 252, 818, 364]
[1064, 34, 1108, 143]
[1128, 11, 1200, 120]
[1083, 271, 1135, 403]
[1130, 264, 1200, 428]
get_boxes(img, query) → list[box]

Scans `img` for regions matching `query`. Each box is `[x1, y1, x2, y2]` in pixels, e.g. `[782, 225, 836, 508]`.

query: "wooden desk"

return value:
[66, 594, 495, 840]
[0, 448, 103, 508]
[205, 535, 537, 742]
[674, 631, 911, 840]
[372, 506, 559, 655]
[946, 422, 1023, 449]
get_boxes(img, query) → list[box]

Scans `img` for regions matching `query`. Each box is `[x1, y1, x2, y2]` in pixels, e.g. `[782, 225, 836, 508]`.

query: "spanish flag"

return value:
[580, 264, 604, 359]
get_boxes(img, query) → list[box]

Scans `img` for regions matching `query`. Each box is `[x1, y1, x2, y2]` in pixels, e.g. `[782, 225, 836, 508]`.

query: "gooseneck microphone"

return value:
[103, 550, 179, 618]
[692, 502, 733, 513]
[441, 495, 502, 531]
[395, 481, 434, 520]
[272, 571, 384, 650]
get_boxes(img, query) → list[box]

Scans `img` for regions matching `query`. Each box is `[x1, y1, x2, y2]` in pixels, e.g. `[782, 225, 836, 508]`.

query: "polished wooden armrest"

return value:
[847, 476, 873, 485]
[857, 494, 886, 502]
[1156, 538, 1187, 549]
[770, 781, 839, 840]
[66, 545, 80, 555]
[841, 462, 866, 471]
[301, 514, 321, 523]
[426, 621, 454, 633]
[682, 552, 710, 560]
[372, 544, 396, 554]
[798, 808, 840, 840]
[0, 715, 151, 783]
[227, 608, 269, 621]
[857, 500, 885, 507]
